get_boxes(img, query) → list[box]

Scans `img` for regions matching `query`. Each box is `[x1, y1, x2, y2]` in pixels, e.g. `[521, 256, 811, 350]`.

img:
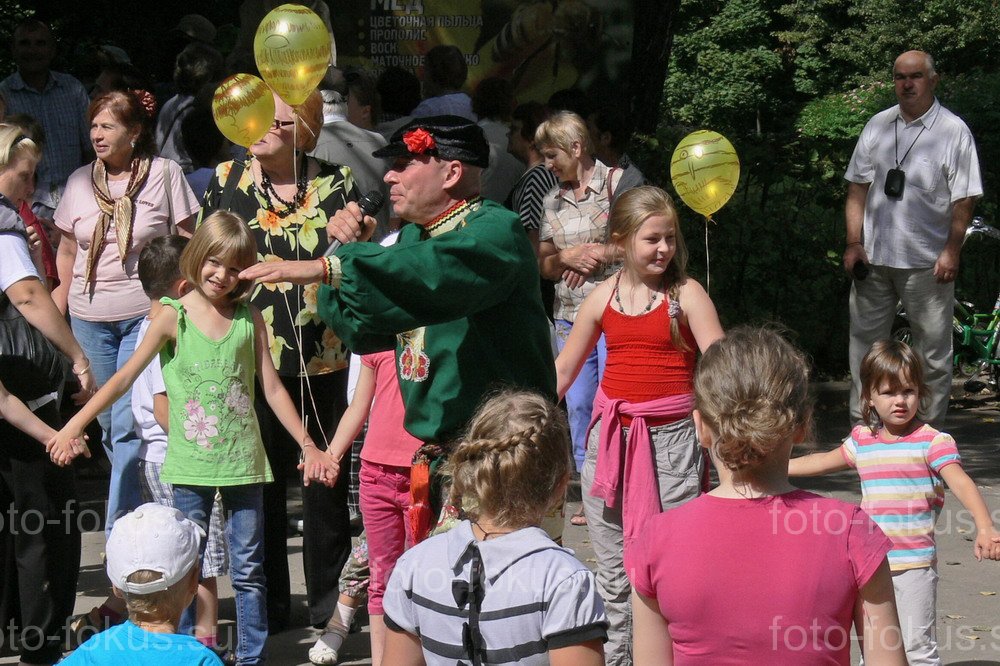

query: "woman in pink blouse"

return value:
[53, 90, 199, 536]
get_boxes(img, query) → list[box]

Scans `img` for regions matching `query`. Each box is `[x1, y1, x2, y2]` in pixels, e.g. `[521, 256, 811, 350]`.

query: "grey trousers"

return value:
[893, 566, 941, 665]
[849, 266, 953, 426]
[581, 416, 703, 666]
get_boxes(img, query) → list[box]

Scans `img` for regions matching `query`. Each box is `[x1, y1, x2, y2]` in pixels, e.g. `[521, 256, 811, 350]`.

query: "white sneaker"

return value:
[308, 631, 342, 665]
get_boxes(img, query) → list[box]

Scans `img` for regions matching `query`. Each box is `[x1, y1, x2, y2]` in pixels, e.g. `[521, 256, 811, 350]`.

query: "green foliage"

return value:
[637, 0, 1000, 377]
[666, 0, 786, 133]
[797, 78, 893, 140]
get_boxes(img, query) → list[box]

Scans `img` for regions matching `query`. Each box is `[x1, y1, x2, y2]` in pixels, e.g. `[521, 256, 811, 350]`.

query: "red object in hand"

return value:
[402, 128, 436, 155]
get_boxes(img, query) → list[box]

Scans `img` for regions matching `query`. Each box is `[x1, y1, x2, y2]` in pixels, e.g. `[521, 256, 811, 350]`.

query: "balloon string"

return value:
[704, 215, 711, 293]
[278, 109, 330, 448]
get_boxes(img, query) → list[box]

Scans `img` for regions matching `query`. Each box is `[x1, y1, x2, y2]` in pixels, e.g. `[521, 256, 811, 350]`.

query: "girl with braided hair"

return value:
[631, 327, 904, 665]
[554, 185, 722, 664]
[382, 390, 607, 665]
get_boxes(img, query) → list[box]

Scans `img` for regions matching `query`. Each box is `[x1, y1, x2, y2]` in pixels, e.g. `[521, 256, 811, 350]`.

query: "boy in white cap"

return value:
[62, 503, 223, 665]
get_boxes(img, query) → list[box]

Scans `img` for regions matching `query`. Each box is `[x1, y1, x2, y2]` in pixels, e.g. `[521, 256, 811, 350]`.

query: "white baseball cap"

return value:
[106, 503, 204, 595]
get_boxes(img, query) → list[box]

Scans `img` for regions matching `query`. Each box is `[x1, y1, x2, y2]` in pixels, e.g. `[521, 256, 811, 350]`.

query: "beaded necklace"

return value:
[613, 270, 663, 315]
[259, 156, 308, 218]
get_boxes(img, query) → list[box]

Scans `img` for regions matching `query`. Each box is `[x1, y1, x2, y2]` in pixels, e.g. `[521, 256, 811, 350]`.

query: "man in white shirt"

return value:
[843, 50, 982, 426]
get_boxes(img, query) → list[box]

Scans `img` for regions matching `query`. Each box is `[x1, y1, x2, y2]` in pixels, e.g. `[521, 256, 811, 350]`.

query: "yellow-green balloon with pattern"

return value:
[212, 73, 275, 148]
[670, 130, 740, 218]
[254, 3, 333, 106]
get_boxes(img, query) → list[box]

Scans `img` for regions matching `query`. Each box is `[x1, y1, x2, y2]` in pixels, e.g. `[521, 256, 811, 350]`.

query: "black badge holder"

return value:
[884, 168, 905, 198]
[886, 116, 927, 199]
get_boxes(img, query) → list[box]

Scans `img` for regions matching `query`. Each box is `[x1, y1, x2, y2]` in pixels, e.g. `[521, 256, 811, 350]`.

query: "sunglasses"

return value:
[271, 119, 295, 130]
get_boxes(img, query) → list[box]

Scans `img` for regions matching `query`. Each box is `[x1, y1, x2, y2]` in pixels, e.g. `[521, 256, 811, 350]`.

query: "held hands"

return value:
[973, 525, 1000, 561]
[298, 443, 340, 488]
[45, 428, 91, 467]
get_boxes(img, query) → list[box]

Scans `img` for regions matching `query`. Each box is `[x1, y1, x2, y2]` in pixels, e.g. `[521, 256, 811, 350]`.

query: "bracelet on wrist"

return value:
[73, 360, 92, 375]
[320, 257, 335, 287]
[846, 241, 862, 248]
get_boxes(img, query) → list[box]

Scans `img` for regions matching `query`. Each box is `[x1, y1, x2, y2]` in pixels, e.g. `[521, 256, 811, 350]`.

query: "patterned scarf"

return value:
[86, 156, 151, 284]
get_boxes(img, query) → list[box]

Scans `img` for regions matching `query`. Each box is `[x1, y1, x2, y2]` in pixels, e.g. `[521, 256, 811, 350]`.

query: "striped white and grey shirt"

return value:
[384, 520, 607, 664]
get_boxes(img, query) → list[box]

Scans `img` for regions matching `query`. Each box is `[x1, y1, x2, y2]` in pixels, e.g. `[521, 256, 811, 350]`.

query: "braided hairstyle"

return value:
[447, 390, 571, 529]
[694, 326, 813, 472]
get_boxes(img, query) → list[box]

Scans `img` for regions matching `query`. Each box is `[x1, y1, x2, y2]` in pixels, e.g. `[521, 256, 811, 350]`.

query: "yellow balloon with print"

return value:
[670, 130, 740, 218]
[212, 74, 276, 148]
[254, 3, 333, 106]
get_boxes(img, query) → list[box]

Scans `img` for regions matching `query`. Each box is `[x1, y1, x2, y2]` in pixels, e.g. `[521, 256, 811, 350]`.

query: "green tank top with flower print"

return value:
[158, 297, 273, 486]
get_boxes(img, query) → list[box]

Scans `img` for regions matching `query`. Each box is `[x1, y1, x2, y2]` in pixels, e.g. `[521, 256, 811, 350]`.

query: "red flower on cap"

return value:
[403, 128, 436, 155]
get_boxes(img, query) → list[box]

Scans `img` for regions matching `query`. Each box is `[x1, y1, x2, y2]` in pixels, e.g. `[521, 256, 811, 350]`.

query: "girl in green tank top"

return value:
[49, 212, 341, 662]
[50, 211, 339, 485]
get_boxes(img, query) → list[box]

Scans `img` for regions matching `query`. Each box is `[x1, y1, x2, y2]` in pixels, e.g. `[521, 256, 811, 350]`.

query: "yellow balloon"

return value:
[670, 130, 740, 218]
[254, 4, 333, 106]
[212, 74, 276, 148]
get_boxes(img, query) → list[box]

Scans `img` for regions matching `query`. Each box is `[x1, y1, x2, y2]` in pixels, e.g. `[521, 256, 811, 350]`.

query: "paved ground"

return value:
[2, 381, 999, 664]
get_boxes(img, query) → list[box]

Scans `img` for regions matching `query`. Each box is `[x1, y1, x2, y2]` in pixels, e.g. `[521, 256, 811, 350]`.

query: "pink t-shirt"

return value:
[360, 350, 423, 467]
[55, 157, 199, 321]
[631, 490, 892, 665]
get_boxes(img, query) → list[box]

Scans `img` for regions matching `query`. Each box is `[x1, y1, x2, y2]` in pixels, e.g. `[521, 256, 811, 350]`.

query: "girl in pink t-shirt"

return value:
[631, 327, 906, 666]
[310, 349, 423, 666]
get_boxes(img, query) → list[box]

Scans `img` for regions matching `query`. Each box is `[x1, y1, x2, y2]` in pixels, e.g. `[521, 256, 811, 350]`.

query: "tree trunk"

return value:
[628, 0, 681, 133]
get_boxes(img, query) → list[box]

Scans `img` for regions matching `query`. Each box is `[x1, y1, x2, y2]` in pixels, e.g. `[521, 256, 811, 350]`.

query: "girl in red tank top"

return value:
[554, 186, 724, 660]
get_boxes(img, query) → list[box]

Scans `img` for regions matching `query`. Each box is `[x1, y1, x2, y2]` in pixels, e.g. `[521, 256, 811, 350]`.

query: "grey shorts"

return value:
[139, 460, 229, 578]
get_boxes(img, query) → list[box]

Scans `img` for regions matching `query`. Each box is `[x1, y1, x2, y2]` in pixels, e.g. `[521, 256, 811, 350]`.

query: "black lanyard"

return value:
[894, 116, 927, 169]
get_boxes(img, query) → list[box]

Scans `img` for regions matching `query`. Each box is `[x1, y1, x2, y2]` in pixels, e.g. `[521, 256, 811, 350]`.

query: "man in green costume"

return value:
[241, 113, 555, 447]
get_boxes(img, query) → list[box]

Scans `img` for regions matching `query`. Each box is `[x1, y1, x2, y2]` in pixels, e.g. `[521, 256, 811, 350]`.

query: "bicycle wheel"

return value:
[992, 341, 1000, 391]
[891, 317, 913, 346]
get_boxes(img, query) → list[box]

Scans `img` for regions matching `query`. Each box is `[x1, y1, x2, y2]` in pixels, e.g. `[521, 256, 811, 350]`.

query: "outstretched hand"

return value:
[239, 257, 325, 285]
[973, 527, 1000, 561]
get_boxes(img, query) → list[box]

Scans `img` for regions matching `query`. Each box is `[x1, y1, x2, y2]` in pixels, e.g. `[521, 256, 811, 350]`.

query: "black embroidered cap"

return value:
[373, 115, 490, 168]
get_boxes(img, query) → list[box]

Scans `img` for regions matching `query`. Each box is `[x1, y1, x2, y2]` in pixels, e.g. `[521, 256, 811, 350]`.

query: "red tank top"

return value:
[600, 296, 697, 403]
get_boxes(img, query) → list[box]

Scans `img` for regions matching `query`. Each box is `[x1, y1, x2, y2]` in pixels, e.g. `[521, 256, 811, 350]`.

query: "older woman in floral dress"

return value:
[198, 89, 358, 633]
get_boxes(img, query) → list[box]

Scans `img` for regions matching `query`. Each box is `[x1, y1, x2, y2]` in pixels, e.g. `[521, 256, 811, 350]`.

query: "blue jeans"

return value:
[174, 484, 267, 665]
[554, 319, 607, 472]
[71, 314, 145, 534]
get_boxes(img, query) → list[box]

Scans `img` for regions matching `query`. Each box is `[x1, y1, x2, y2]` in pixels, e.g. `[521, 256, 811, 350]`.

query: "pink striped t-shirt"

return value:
[839, 423, 961, 571]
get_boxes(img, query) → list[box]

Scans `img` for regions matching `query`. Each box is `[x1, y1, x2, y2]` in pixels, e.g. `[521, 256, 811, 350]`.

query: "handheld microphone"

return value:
[324, 190, 386, 256]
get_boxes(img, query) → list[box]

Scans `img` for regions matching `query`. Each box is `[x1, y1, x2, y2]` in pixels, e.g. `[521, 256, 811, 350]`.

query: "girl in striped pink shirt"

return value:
[790, 339, 1000, 665]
